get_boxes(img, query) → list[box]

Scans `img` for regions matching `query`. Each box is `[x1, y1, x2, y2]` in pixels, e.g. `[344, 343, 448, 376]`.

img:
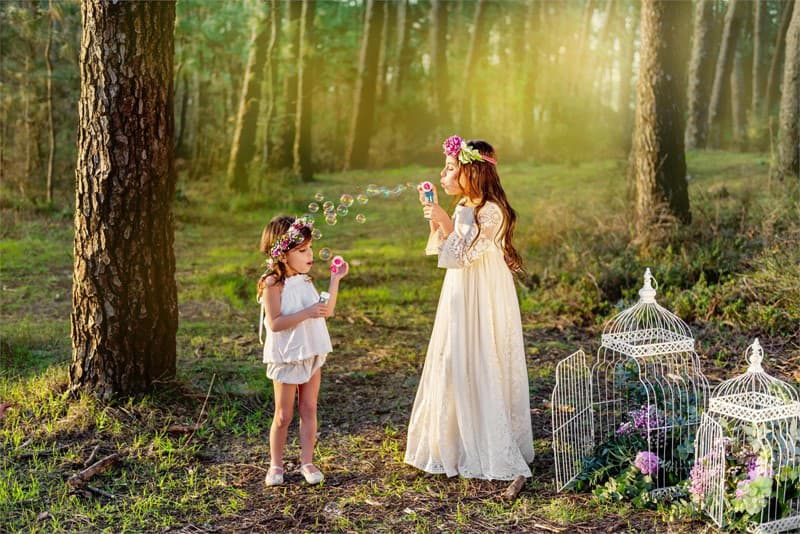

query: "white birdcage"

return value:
[552, 268, 710, 493]
[692, 339, 800, 533]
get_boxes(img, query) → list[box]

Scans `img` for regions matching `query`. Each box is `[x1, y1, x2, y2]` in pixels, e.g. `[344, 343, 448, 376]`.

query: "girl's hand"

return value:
[331, 260, 349, 279]
[417, 182, 439, 205]
[306, 302, 330, 319]
[423, 202, 451, 228]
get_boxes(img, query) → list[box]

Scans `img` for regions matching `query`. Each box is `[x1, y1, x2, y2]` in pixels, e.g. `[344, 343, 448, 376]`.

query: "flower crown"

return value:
[442, 135, 496, 165]
[268, 216, 314, 264]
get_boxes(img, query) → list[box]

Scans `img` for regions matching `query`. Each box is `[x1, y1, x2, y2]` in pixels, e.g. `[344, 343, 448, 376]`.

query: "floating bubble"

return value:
[357, 194, 368, 205]
[314, 192, 325, 202]
[312, 228, 322, 240]
[308, 202, 319, 213]
[382, 187, 391, 198]
[366, 184, 380, 196]
[355, 213, 366, 224]
[322, 201, 334, 212]
[325, 213, 337, 225]
[339, 194, 354, 207]
[319, 248, 332, 260]
[336, 204, 349, 216]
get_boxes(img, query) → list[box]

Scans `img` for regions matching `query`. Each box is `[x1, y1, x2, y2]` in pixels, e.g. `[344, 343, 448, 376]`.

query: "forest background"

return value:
[1, 0, 799, 532]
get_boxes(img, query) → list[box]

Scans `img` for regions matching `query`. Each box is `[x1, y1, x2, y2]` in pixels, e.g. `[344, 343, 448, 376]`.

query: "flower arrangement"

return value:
[268, 216, 314, 262]
[442, 135, 496, 165]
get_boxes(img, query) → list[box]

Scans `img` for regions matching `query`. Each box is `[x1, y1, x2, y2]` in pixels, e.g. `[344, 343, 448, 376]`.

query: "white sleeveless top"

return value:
[260, 274, 332, 364]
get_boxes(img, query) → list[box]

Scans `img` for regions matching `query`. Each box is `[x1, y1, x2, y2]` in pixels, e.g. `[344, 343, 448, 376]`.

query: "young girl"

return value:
[257, 215, 348, 486]
[404, 136, 535, 480]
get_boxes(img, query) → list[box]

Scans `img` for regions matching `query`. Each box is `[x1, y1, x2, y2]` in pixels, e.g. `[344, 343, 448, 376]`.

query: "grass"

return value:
[1, 152, 798, 532]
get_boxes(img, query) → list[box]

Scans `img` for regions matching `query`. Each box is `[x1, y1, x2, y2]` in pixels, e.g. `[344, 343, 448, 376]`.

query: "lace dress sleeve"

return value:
[438, 203, 503, 269]
[425, 226, 448, 256]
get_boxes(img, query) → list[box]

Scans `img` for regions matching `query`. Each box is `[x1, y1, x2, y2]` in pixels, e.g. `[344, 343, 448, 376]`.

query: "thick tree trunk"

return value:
[429, 0, 449, 128]
[45, 0, 55, 204]
[227, 15, 270, 192]
[764, 0, 794, 121]
[460, 0, 487, 133]
[71, 0, 178, 399]
[630, 0, 691, 243]
[263, 0, 281, 167]
[771, 0, 799, 181]
[271, 1, 302, 169]
[345, 0, 385, 169]
[707, 0, 744, 148]
[293, 0, 315, 181]
[685, 0, 715, 150]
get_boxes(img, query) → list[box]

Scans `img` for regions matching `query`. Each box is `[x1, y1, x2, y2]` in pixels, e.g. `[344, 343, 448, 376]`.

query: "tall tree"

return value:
[71, 0, 178, 399]
[429, 0, 449, 128]
[271, 1, 302, 169]
[345, 0, 385, 169]
[45, 0, 56, 203]
[521, 0, 541, 151]
[707, 0, 744, 148]
[630, 0, 691, 242]
[227, 12, 270, 192]
[293, 0, 316, 181]
[460, 0, 488, 133]
[731, 48, 747, 149]
[262, 0, 281, 167]
[771, 0, 799, 181]
[685, 0, 715, 150]
[763, 0, 794, 122]
[390, 0, 411, 98]
[750, 0, 765, 124]
[618, 1, 638, 152]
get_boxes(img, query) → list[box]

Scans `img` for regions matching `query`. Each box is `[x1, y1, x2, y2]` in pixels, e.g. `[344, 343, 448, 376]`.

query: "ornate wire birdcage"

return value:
[692, 339, 800, 533]
[552, 268, 710, 493]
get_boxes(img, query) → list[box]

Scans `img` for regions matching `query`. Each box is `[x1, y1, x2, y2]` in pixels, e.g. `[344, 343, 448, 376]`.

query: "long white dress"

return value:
[404, 201, 535, 480]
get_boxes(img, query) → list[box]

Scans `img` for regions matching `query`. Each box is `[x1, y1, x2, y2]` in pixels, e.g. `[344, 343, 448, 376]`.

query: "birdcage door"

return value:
[552, 349, 594, 491]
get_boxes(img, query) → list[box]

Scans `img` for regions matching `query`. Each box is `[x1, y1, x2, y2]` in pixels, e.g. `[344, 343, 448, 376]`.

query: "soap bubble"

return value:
[355, 213, 366, 224]
[325, 213, 337, 225]
[366, 184, 380, 196]
[312, 228, 322, 240]
[319, 248, 332, 260]
[382, 188, 391, 198]
[336, 204, 348, 216]
[357, 194, 368, 205]
[314, 192, 325, 202]
[308, 202, 319, 213]
[339, 194, 354, 207]
[322, 201, 334, 212]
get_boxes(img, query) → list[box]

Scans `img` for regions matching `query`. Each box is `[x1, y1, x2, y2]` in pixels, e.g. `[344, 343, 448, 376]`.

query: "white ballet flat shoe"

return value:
[299, 463, 324, 484]
[265, 465, 284, 486]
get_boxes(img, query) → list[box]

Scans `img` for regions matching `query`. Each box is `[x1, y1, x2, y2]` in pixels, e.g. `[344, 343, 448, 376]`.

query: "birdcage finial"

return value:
[746, 338, 764, 373]
[638, 268, 657, 303]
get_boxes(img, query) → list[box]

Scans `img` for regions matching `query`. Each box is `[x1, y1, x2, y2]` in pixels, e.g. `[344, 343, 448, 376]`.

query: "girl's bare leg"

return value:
[270, 380, 297, 468]
[297, 368, 322, 467]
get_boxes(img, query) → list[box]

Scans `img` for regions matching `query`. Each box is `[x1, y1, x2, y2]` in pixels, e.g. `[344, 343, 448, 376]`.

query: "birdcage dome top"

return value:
[709, 339, 800, 423]
[600, 268, 694, 358]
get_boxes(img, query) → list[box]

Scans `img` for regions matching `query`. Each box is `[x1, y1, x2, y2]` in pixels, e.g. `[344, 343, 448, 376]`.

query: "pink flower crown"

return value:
[442, 135, 496, 165]
[267, 216, 314, 265]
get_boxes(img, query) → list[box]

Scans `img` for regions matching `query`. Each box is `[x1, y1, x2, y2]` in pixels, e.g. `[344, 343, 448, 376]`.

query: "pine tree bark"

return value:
[685, 0, 715, 150]
[293, 0, 315, 181]
[460, 0, 487, 133]
[71, 0, 178, 399]
[263, 0, 281, 167]
[345, 0, 385, 169]
[630, 0, 691, 243]
[227, 14, 270, 192]
[707, 0, 744, 148]
[45, 0, 56, 204]
[429, 0, 449, 128]
[764, 0, 794, 121]
[771, 0, 799, 181]
[270, 1, 302, 169]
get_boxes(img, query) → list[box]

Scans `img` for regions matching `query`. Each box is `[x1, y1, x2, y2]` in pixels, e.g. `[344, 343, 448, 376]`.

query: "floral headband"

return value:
[267, 216, 314, 265]
[442, 135, 496, 165]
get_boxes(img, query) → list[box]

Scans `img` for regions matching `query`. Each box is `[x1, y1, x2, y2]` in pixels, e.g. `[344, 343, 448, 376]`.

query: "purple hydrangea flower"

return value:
[634, 451, 660, 475]
[442, 135, 463, 158]
[746, 455, 774, 480]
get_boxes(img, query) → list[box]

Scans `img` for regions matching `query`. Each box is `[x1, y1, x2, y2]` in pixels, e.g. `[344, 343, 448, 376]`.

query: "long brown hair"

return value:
[257, 215, 313, 294]
[458, 140, 525, 273]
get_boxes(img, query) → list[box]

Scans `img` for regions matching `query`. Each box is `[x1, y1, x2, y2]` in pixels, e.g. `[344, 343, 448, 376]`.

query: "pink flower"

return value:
[634, 451, 660, 475]
[443, 135, 463, 158]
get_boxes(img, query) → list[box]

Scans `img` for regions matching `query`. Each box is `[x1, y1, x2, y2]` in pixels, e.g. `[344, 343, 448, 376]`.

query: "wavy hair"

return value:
[257, 215, 313, 294]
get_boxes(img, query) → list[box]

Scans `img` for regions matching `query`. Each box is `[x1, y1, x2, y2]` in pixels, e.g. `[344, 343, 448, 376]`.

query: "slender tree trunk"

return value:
[23, 55, 31, 196]
[630, 0, 691, 243]
[345, 0, 385, 169]
[430, 0, 450, 128]
[293, 0, 315, 181]
[271, 1, 302, 169]
[521, 0, 541, 152]
[730, 48, 747, 149]
[45, 0, 56, 203]
[460, 0, 487, 133]
[227, 15, 270, 192]
[71, 0, 178, 399]
[771, 0, 799, 181]
[764, 0, 794, 121]
[376, 0, 394, 106]
[707, 0, 744, 148]
[391, 0, 411, 98]
[685, 0, 715, 150]
[263, 0, 281, 167]
[750, 0, 765, 121]
[619, 1, 640, 153]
